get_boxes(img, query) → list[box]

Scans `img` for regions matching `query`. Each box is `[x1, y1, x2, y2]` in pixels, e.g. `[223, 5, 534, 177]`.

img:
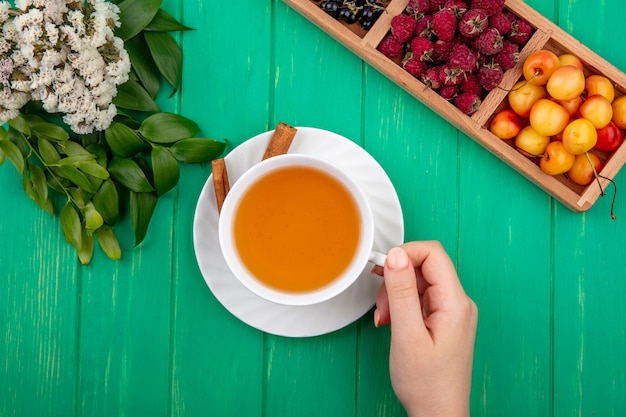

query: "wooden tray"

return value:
[281, 0, 626, 212]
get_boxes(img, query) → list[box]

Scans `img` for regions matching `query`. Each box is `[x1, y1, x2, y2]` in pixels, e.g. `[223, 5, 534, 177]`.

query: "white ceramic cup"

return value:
[218, 153, 386, 306]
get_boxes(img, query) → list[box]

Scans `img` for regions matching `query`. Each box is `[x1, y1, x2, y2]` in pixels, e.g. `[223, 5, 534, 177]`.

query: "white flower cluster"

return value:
[0, 0, 131, 134]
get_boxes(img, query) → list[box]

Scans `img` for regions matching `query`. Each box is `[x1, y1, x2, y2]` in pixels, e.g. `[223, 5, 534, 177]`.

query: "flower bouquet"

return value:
[0, 0, 226, 264]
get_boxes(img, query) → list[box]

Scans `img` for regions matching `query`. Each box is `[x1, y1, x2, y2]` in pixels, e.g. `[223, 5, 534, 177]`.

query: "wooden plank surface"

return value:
[1, 0, 625, 416]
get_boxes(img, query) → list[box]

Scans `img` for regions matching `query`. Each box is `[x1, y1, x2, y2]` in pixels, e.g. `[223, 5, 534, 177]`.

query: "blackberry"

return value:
[339, 6, 362, 24]
[317, 0, 386, 31]
[320, 1, 342, 17]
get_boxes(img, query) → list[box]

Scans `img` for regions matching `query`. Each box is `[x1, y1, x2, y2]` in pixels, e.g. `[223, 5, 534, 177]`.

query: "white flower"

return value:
[42, 92, 59, 113]
[24, 25, 44, 44]
[0, 88, 29, 110]
[67, 10, 85, 37]
[0, 108, 19, 124]
[45, 22, 59, 44]
[0, 58, 12, 88]
[11, 49, 28, 68]
[0, 0, 131, 133]
[3, 20, 18, 42]
[0, 38, 10, 55]
[42, 1, 68, 25]
[0, 3, 11, 24]
[13, 8, 44, 31]
[11, 79, 31, 92]
[14, 0, 32, 12]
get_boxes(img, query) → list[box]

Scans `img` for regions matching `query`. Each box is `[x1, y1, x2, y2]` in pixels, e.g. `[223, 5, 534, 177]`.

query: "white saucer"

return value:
[193, 127, 404, 337]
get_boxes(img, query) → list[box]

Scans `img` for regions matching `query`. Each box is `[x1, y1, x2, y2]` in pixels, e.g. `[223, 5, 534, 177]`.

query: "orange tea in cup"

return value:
[219, 153, 378, 306]
[233, 164, 361, 293]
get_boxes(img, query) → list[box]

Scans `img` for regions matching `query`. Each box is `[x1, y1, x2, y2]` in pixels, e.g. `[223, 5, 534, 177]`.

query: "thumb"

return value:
[383, 247, 428, 342]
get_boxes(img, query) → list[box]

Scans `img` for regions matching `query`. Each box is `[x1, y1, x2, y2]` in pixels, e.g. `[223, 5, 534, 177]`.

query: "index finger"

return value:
[400, 240, 464, 296]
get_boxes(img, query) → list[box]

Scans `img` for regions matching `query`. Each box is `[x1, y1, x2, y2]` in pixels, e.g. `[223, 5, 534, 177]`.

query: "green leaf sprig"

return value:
[0, 1, 227, 264]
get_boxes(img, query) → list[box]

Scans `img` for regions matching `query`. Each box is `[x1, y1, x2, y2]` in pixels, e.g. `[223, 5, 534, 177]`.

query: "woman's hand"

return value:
[374, 241, 478, 417]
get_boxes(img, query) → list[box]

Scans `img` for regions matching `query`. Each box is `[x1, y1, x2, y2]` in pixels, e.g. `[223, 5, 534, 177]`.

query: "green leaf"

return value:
[46, 172, 72, 194]
[57, 154, 97, 166]
[0, 139, 25, 174]
[0, 146, 5, 167]
[104, 121, 148, 157]
[170, 138, 227, 163]
[22, 164, 54, 214]
[38, 138, 61, 164]
[145, 8, 193, 32]
[86, 144, 108, 168]
[78, 160, 110, 179]
[83, 202, 104, 233]
[114, 78, 160, 112]
[8, 114, 31, 135]
[130, 190, 157, 246]
[93, 180, 120, 225]
[77, 228, 94, 265]
[56, 165, 98, 193]
[25, 164, 53, 214]
[61, 140, 91, 156]
[22, 170, 40, 210]
[116, 0, 162, 40]
[139, 112, 200, 144]
[144, 31, 182, 92]
[60, 203, 82, 251]
[125, 34, 161, 98]
[68, 187, 87, 209]
[30, 164, 49, 202]
[151, 146, 180, 196]
[0, 126, 7, 141]
[8, 127, 29, 156]
[108, 157, 155, 192]
[95, 225, 122, 260]
[31, 122, 70, 142]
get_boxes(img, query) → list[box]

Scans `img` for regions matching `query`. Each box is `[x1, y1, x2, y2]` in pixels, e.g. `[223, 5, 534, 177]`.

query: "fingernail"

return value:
[373, 309, 381, 327]
[386, 247, 409, 271]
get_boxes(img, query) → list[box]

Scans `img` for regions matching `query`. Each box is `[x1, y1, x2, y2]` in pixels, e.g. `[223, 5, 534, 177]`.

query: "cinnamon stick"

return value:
[213, 122, 296, 215]
[212, 158, 230, 214]
[262, 122, 297, 160]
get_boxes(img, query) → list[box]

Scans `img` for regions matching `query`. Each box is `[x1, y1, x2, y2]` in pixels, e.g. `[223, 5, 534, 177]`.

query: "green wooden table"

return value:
[2, 0, 625, 416]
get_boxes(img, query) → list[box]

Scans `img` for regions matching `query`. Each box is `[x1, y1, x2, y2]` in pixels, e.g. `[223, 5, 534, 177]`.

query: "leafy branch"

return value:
[0, 0, 227, 264]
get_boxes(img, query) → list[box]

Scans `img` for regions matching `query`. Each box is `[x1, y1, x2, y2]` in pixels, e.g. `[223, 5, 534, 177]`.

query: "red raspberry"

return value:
[494, 40, 519, 70]
[457, 8, 488, 38]
[508, 18, 533, 45]
[477, 62, 503, 90]
[406, 0, 431, 16]
[470, 0, 505, 16]
[420, 66, 443, 90]
[441, 64, 464, 86]
[432, 8, 457, 41]
[489, 11, 513, 35]
[415, 15, 434, 39]
[454, 92, 481, 115]
[444, 0, 469, 16]
[410, 36, 435, 61]
[439, 84, 459, 100]
[460, 72, 483, 95]
[433, 39, 456, 63]
[378, 33, 404, 58]
[402, 55, 429, 77]
[429, 0, 448, 11]
[391, 14, 417, 43]
[448, 43, 477, 72]
[471, 27, 503, 55]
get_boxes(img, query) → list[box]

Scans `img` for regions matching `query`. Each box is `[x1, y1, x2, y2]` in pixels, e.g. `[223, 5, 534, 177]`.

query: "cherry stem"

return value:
[515, 147, 546, 158]
[584, 151, 605, 196]
[503, 69, 540, 93]
[599, 175, 617, 220]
